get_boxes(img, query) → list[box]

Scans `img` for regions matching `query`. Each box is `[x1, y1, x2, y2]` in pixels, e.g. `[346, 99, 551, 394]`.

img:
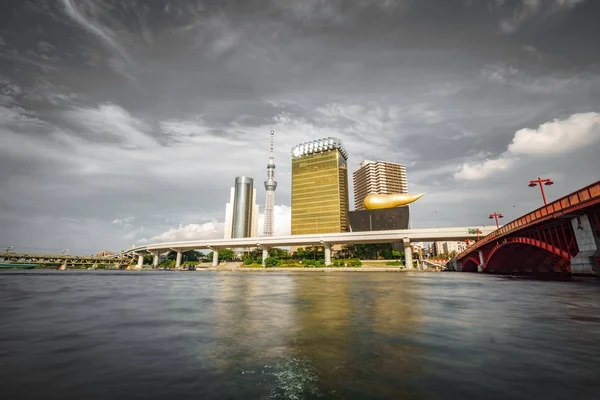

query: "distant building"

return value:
[444, 241, 467, 254]
[348, 207, 409, 232]
[291, 137, 350, 234]
[224, 176, 259, 239]
[353, 160, 408, 211]
[432, 241, 467, 256]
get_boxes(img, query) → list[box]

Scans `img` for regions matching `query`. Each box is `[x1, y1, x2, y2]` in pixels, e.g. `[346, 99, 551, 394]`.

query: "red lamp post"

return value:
[528, 177, 554, 205]
[489, 213, 503, 229]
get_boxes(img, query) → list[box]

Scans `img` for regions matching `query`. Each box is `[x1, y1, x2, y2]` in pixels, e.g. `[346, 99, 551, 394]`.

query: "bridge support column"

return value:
[150, 251, 160, 269]
[324, 243, 332, 266]
[175, 250, 183, 269]
[262, 247, 270, 267]
[403, 239, 412, 270]
[212, 249, 219, 267]
[136, 253, 144, 270]
[571, 214, 600, 276]
[477, 250, 484, 273]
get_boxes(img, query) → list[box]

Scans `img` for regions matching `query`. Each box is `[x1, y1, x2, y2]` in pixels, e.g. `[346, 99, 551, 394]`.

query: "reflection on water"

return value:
[1, 271, 600, 400]
[213, 274, 296, 372]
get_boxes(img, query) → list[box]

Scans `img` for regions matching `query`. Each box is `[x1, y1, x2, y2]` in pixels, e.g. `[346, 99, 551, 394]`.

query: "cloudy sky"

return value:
[1, 0, 599, 254]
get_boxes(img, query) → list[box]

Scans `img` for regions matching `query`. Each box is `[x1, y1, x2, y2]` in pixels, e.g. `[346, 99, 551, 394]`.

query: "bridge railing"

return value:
[457, 180, 600, 259]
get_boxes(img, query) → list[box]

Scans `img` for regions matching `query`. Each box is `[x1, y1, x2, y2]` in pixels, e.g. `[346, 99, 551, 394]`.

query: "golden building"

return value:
[291, 137, 350, 234]
[353, 160, 407, 211]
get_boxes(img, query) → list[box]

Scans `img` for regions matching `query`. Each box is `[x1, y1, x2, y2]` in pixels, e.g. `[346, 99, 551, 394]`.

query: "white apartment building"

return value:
[352, 160, 408, 210]
[431, 241, 467, 256]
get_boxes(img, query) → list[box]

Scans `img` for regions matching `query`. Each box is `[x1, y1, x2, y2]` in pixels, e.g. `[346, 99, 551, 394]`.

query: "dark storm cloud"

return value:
[0, 0, 598, 252]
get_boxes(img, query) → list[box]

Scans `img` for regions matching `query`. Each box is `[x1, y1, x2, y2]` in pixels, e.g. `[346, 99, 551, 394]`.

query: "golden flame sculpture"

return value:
[363, 193, 425, 210]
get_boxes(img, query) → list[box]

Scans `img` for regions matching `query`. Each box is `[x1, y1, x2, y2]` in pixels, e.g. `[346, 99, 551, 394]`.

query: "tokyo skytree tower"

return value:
[263, 130, 277, 236]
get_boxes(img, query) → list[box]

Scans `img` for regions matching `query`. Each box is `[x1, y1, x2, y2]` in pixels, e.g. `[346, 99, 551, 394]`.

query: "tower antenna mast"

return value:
[263, 130, 277, 237]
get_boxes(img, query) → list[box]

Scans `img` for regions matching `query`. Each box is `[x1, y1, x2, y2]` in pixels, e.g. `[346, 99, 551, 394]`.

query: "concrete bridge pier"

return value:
[58, 260, 67, 270]
[149, 250, 160, 269]
[403, 238, 412, 269]
[323, 243, 332, 266]
[477, 250, 484, 273]
[171, 249, 183, 269]
[212, 248, 220, 267]
[261, 246, 270, 266]
[570, 214, 600, 276]
[133, 253, 144, 269]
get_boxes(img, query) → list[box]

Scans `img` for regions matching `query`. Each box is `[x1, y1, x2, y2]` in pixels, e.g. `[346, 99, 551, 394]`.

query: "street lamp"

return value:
[489, 213, 504, 229]
[528, 177, 554, 205]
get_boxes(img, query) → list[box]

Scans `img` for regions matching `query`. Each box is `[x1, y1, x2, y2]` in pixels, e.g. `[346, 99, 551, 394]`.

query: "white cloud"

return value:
[112, 216, 134, 226]
[481, 64, 519, 84]
[141, 204, 291, 245]
[455, 156, 516, 181]
[64, 103, 156, 149]
[150, 220, 225, 242]
[480, 64, 580, 94]
[270, 0, 410, 26]
[61, 0, 133, 66]
[455, 112, 600, 180]
[499, 0, 586, 34]
[257, 204, 291, 236]
[160, 119, 211, 137]
[508, 112, 600, 155]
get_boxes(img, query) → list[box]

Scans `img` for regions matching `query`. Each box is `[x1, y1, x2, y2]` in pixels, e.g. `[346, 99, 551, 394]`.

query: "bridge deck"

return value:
[124, 226, 496, 255]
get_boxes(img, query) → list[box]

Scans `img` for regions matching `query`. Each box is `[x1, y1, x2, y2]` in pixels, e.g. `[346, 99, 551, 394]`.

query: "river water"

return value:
[1, 271, 599, 400]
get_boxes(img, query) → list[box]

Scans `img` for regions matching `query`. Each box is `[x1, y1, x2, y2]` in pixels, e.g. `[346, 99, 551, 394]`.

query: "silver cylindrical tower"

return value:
[232, 176, 254, 238]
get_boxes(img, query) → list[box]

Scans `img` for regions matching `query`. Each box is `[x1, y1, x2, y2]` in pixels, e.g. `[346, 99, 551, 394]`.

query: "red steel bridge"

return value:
[454, 181, 600, 276]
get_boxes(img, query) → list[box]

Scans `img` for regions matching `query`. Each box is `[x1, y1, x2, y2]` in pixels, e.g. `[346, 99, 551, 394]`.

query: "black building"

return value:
[348, 206, 410, 232]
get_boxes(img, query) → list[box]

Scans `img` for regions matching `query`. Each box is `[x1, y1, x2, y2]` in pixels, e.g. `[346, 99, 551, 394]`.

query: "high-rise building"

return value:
[263, 131, 277, 236]
[353, 160, 408, 211]
[431, 241, 467, 256]
[291, 137, 350, 234]
[224, 176, 259, 239]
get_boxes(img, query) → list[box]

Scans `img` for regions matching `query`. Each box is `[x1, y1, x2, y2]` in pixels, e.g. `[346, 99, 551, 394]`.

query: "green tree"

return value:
[294, 247, 305, 259]
[303, 246, 323, 260]
[337, 246, 352, 259]
[218, 249, 235, 261]
[249, 248, 262, 261]
[183, 250, 201, 262]
[166, 250, 200, 262]
[344, 243, 393, 259]
[269, 247, 289, 259]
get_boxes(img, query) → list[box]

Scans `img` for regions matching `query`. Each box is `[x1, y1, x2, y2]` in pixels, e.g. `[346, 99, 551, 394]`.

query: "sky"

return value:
[1, 0, 599, 255]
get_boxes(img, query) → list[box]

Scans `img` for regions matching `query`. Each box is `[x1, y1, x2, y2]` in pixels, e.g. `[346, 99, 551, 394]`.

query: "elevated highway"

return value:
[124, 226, 496, 269]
